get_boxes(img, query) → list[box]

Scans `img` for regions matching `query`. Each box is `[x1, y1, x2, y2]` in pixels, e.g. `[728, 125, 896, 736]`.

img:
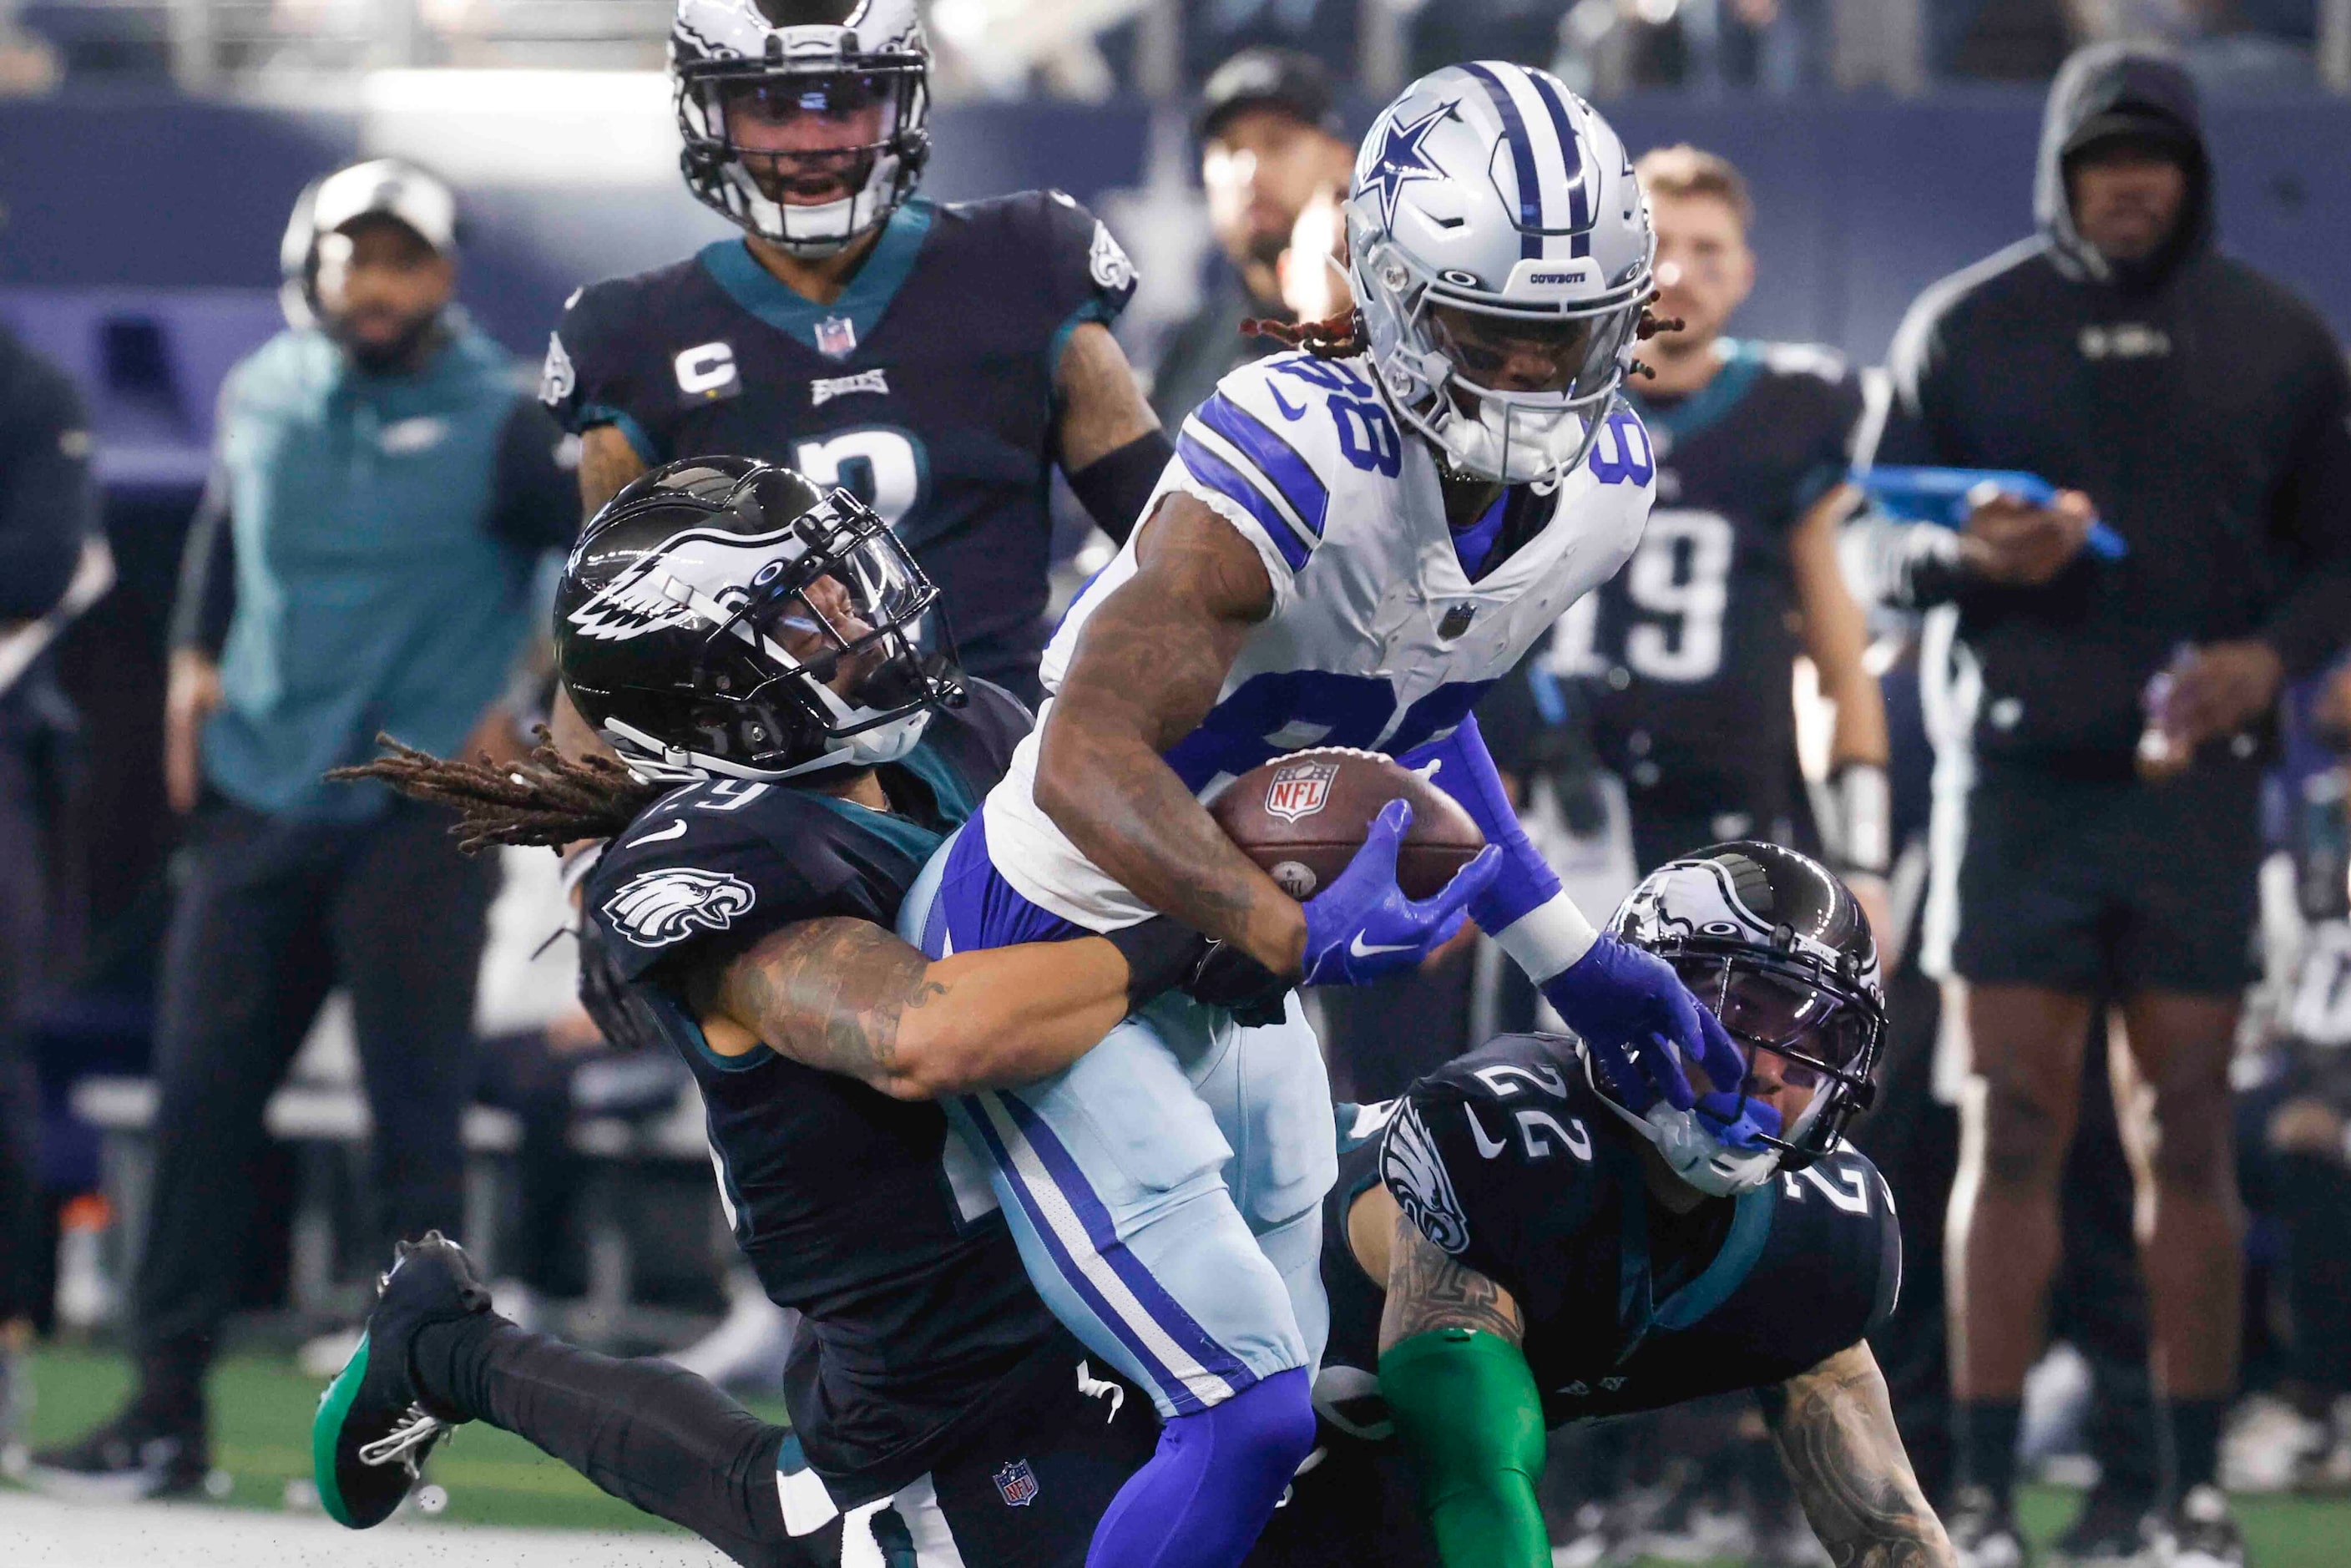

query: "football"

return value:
[1208, 747, 1486, 902]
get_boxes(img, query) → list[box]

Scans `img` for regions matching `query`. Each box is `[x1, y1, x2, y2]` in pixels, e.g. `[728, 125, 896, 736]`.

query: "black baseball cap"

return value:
[1197, 47, 1345, 145]
[2063, 104, 2198, 164]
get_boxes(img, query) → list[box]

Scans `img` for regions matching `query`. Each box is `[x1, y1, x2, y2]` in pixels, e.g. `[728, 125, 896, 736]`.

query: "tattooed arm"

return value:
[1034, 493, 1307, 974]
[1363, 1186, 1550, 1568]
[685, 918, 1137, 1100]
[1760, 1343, 1955, 1568]
[1370, 1187, 1525, 1351]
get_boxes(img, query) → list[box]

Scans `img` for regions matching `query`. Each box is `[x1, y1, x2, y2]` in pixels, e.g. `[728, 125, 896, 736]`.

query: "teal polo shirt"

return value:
[202, 319, 572, 821]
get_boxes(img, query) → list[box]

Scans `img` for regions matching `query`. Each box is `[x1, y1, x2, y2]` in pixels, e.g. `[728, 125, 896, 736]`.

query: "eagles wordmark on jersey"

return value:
[544, 189, 1136, 701]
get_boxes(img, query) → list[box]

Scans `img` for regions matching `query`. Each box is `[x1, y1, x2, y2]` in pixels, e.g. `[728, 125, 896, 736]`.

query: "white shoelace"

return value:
[356, 1404, 446, 1474]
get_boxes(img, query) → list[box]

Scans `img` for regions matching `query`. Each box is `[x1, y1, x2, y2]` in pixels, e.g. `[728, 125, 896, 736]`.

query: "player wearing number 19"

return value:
[1548, 146, 1892, 887]
[542, 0, 1170, 706]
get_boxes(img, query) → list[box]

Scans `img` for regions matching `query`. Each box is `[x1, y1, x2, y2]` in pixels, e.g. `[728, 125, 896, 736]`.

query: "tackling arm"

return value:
[1759, 1342, 1955, 1568]
[690, 917, 1167, 1100]
[1033, 493, 1309, 974]
[1369, 1190, 1549, 1568]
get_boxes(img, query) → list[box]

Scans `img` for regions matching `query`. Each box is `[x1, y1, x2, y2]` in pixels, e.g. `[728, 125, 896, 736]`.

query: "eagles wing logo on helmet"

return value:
[1379, 1100, 1470, 1256]
[603, 867, 756, 948]
[539, 332, 576, 407]
[1087, 220, 1136, 294]
[565, 524, 799, 643]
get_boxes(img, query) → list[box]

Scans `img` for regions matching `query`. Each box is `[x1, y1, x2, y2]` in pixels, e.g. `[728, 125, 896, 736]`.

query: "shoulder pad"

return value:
[1170, 352, 1401, 583]
[583, 781, 880, 982]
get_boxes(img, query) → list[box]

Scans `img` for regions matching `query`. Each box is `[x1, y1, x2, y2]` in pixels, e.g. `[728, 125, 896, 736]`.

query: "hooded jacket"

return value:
[1865, 43, 2351, 775]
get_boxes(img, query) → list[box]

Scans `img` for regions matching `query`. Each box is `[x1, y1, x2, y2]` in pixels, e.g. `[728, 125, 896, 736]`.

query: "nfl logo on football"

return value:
[994, 1458, 1039, 1507]
[1261, 760, 1339, 823]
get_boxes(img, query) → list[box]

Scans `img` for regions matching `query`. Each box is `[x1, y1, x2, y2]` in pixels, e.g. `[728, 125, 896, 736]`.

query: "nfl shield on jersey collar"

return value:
[975, 346, 1657, 933]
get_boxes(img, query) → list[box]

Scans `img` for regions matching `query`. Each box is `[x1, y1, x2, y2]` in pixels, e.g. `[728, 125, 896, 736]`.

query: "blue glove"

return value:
[1540, 936, 1780, 1148]
[1300, 800, 1502, 986]
[1398, 714, 1561, 935]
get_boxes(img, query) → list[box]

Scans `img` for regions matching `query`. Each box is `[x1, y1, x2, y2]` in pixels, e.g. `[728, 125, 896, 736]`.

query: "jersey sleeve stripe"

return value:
[1175, 425, 1316, 572]
[1192, 392, 1329, 539]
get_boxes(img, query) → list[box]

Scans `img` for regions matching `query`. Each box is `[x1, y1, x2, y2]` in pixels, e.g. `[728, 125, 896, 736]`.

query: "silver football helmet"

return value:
[672, 0, 930, 256]
[1345, 62, 1654, 489]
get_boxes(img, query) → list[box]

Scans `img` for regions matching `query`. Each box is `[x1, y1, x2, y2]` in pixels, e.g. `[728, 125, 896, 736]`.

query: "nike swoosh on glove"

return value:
[1298, 800, 1501, 987]
[1540, 936, 1752, 1117]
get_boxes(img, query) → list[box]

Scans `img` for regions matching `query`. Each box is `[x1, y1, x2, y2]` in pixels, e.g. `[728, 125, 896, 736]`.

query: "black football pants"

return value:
[133, 796, 492, 1401]
[0, 733, 48, 1323]
[413, 1313, 1157, 1568]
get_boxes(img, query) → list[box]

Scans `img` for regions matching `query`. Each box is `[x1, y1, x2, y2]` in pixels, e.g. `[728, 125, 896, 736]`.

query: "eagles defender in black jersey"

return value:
[309, 458, 1267, 1566]
[1535, 148, 1892, 911]
[1246, 844, 1953, 1568]
[541, 0, 1170, 714]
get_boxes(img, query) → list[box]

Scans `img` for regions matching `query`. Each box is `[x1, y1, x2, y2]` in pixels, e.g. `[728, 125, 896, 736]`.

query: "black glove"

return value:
[575, 920, 670, 1056]
[1182, 939, 1292, 1028]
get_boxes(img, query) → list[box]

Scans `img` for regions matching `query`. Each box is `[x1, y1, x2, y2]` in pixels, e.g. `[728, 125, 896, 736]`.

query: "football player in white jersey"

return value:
[899, 63, 1765, 1568]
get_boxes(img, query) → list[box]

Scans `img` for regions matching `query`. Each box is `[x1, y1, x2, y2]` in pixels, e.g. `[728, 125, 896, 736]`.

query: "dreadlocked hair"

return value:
[1629, 296, 1684, 382]
[1242, 310, 1366, 360]
[1246, 299, 1686, 378]
[326, 726, 668, 856]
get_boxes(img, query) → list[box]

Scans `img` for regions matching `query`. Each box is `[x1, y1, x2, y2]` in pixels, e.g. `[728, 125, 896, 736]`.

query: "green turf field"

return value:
[12, 1347, 2351, 1564]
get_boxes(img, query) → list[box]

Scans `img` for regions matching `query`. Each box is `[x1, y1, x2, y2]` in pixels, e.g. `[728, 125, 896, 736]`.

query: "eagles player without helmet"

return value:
[311, 457, 1277, 1567]
[1247, 843, 1952, 1568]
[901, 63, 1767, 1568]
[543, 0, 1170, 711]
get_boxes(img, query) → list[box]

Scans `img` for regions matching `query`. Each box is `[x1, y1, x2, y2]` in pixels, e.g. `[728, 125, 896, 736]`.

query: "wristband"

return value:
[1065, 428, 1175, 546]
[1489, 892, 1600, 985]
[1829, 762, 1892, 876]
[1101, 916, 1213, 1008]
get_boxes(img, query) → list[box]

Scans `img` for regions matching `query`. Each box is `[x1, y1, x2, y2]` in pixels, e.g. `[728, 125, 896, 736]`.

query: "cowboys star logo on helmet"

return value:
[603, 867, 757, 948]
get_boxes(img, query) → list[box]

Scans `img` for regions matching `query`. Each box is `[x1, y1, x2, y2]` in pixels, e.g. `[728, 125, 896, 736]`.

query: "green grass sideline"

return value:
[11, 1348, 2350, 1564]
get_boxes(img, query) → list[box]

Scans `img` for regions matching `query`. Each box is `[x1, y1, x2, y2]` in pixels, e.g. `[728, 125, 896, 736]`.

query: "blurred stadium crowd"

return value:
[1, 3, 2349, 1566]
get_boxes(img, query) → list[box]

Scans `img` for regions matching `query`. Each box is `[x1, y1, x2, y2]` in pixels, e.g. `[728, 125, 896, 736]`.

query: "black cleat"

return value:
[311, 1230, 492, 1529]
[2147, 1485, 2245, 1568]
[2049, 1486, 2153, 1567]
[24, 1395, 211, 1503]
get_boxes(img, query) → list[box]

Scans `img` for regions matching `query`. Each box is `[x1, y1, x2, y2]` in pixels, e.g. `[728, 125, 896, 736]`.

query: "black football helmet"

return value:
[671, 0, 930, 256]
[555, 456, 961, 783]
[1599, 841, 1886, 1193]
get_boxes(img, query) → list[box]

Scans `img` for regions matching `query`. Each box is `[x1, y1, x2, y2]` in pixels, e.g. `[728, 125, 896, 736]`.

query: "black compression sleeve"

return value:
[1066, 427, 1173, 546]
[1102, 915, 1213, 1008]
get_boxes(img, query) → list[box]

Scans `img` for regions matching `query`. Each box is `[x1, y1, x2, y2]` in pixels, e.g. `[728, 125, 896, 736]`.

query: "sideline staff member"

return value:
[1862, 44, 2351, 1567]
[28, 160, 575, 1499]
[0, 324, 99, 1449]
